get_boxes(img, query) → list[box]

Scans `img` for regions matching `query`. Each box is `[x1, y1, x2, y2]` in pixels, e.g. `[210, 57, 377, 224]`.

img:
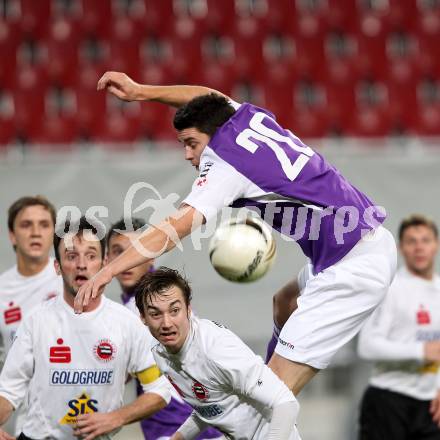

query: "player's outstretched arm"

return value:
[73, 392, 167, 440]
[97, 71, 228, 107]
[74, 205, 204, 313]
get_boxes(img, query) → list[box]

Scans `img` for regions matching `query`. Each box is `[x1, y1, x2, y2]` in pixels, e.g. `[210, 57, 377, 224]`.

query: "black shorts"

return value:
[359, 386, 440, 440]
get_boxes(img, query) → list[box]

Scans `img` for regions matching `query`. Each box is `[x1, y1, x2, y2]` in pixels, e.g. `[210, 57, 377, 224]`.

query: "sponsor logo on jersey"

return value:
[417, 305, 431, 325]
[167, 374, 185, 397]
[59, 393, 98, 425]
[192, 381, 209, 401]
[50, 338, 71, 363]
[4, 302, 21, 325]
[196, 162, 213, 187]
[278, 337, 294, 350]
[50, 369, 114, 386]
[194, 404, 224, 418]
[93, 339, 116, 362]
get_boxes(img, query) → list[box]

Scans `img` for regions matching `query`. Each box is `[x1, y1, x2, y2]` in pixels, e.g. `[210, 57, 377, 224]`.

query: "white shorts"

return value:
[275, 226, 397, 369]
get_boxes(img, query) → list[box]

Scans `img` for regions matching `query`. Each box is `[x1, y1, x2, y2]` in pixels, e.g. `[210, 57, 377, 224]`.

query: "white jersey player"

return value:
[0, 196, 62, 436]
[107, 219, 222, 440]
[134, 267, 300, 440]
[0, 217, 172, 440]
[358, 215, 440, 439]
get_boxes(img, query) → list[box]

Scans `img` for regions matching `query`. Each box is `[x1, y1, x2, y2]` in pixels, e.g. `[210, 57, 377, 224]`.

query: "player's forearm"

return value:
[109, 393, 166, 427]
[106, 206, 202, 278]
[137, 85, 227, 108]
[0, 396, 13, 425]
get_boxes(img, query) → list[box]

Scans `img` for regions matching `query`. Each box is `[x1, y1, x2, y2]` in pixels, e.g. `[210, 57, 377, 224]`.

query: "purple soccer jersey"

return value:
[184, 103, 385, 274]
[121, 292, 221, 439]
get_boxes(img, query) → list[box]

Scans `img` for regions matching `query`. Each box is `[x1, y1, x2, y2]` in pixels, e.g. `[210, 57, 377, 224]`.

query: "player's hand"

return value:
[97, 71, 143, 101]
[424, 341, 440, 362]
[0, 429, 15, 440]
[74, 266, 113, 314]
[430, 390, 440, 426]
[73, 412, 123, 440]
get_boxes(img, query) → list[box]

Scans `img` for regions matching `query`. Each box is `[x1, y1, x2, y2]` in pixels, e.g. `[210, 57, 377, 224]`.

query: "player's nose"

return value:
[184, 146, 193, 161]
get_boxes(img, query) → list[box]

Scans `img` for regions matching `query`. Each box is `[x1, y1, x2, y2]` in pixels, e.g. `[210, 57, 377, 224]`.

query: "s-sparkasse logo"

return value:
[50, 338, 71, 363]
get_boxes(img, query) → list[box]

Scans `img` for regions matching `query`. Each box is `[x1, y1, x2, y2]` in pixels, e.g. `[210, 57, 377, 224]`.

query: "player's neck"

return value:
[63, 291, 101, 312]
[16, 253, 50, 277]
[407, 265, 434, 281]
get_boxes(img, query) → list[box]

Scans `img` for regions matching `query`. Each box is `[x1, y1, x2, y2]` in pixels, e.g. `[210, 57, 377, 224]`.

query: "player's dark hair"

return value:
[173, 93, 236, 137]
[8, 195, 57, 232]
[135, 267, 192, 316]
[399, 214, 439, 241]
[53, 216, 106, 262]
[106, 217, 146, 247]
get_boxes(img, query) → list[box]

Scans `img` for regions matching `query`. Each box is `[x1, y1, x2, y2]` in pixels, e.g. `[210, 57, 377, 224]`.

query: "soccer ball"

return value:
[209, 216, 276, 283]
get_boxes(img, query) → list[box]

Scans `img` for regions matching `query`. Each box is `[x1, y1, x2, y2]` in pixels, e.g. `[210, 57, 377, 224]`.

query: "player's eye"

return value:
[66, 254, 76, 261]
[171, 308, 180, 315]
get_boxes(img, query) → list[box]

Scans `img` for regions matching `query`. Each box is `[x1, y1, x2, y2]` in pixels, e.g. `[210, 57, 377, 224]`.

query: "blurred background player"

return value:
[0, 195, 62, 436]
[135, 267, 300, 440]
[107, 218, 221, 440]
[77, 74, 396, 404]
[0, 217, 172, 440]
[358, 215, 440, 440]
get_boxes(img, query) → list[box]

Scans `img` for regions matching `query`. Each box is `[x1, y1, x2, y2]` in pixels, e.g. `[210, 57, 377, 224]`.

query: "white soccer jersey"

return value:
[358, 267, 440, 400]
[0, 295, 158, 439]
[0, 258, 62, 354]
[153, 316, 299, 440]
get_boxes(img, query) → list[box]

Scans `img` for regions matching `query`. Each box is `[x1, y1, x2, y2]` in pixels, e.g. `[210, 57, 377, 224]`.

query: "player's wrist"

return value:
[136, 84, 153, 101]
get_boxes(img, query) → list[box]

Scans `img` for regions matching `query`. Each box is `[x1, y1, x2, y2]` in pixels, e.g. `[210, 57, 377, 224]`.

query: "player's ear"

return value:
[8, 230, 17, 247]
[54, 259, 61, 275]
[187, 305, 192, 318]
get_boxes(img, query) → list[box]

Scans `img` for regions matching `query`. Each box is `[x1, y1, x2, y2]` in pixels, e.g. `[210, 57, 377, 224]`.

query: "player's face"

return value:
[143, 286, 191, 354]
[400, 225, 439, 276]
[55, 233, 103, 297]
[177, 127, 210, 170]
[9, 205, 54, 261]
[108, 232, 154, 292]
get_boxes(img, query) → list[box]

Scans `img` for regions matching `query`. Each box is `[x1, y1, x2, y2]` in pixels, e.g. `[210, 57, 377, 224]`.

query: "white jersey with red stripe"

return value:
[0, 295, 160, 439]
[0, 258, 62, 355]
[153, 316, 300, 439]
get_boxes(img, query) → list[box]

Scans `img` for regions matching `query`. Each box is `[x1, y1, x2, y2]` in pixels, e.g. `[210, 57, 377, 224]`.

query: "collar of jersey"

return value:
[57, 294, 106, 319]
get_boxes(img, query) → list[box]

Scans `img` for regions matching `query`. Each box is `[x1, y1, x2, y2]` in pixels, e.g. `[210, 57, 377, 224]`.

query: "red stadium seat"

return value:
[79, 0, 112, 38]
[44, 17, 81, 86]
[326, 0, 358, 31]
[13, 65, 48, 138]
[347, 106, 393, 137]
[19, 0, 51, 37]
[264, 0, 296, 32]
[197, 62, 236, 97]
[0, 20, 20, 88]
[287, 106, 329, 139]
[142, 0, 174, 36]
[204, 0, 236, 33]
[415, 103, 440, 136]
[228, 17, 266, 80]
[108, 16, 143, 78]
[32, 114, 77, 145]
[94, 111, 142, 143]
[75, 64, 108, 139]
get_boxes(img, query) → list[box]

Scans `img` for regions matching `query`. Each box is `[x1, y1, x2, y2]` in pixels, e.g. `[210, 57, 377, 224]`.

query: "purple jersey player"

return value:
[75, 72, 397, 417]
[107, 219, 222, 440]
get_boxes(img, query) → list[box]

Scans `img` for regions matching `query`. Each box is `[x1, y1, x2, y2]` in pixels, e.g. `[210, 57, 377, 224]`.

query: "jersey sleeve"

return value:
[127, 319, 156, 375]
[182, 149, 250, 221]
[0, 318, 34, 409]
[209, 330, 295, 409]
[357, 289, 425, 361]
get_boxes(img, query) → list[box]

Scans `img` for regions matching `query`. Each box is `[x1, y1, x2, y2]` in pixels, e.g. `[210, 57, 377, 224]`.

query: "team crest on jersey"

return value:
[59, 393, 98, 425]
[196, 161, 213, 187]
[192, 381, 209, 401]
[93, 339, 116, 362]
